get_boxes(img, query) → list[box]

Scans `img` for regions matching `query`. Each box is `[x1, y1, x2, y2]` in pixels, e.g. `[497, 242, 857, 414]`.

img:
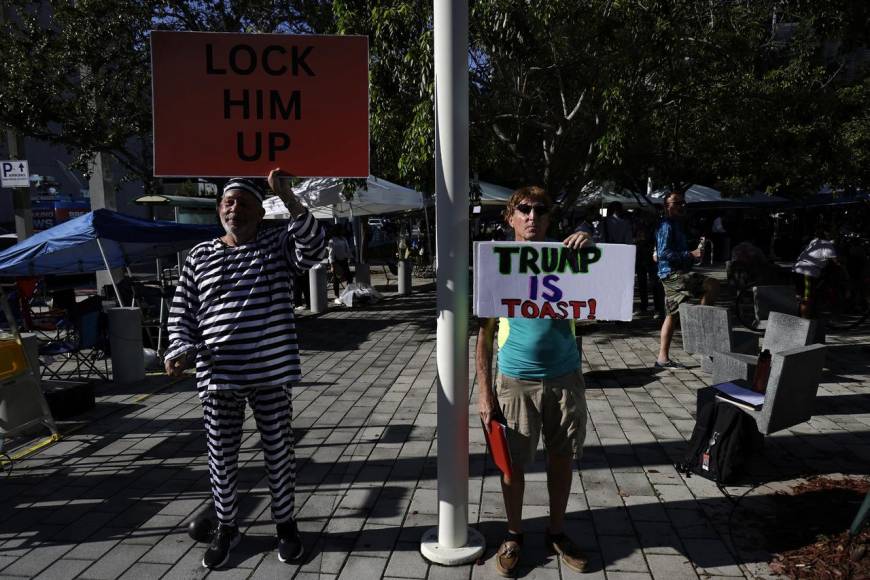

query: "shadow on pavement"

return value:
[584, 368, 659, 389]
[297, 317, 399, 352]
[297, 481, 838, 574]
[813, 393, 870, 416]
[2, 278, 867, 576]
[296, 293, 437, 352]
[1, 425, 868, 572]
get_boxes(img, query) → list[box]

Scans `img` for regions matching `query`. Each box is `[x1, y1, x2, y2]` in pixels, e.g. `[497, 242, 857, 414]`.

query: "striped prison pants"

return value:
[201, 385, 296, 525]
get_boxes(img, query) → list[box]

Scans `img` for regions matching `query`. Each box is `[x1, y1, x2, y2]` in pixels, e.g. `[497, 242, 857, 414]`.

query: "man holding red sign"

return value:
[165, 170, 325, 569]
[476, 186, 593, 576]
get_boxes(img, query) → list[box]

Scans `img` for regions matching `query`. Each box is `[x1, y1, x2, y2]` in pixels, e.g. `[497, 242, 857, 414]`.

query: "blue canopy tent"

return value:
[0, 209, 221, 304]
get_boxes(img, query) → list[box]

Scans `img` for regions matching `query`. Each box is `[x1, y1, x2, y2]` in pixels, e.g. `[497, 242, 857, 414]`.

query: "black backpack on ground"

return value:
[677, 400, 763, 485]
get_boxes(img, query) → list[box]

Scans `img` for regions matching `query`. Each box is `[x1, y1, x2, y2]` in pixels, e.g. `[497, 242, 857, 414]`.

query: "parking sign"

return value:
[1, 160, 29, 188]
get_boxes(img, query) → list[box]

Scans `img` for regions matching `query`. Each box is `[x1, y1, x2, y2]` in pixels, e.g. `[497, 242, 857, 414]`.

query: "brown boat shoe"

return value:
[495, 534, 522, 576]
[546, 531, 588, 573]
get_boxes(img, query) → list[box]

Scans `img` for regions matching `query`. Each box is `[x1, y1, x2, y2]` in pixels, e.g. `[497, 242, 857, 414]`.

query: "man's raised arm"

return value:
[267, 168, 327, 273]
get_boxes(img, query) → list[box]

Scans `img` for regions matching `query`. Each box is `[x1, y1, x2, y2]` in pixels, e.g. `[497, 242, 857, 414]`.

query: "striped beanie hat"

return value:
[222, 178, 265, 203]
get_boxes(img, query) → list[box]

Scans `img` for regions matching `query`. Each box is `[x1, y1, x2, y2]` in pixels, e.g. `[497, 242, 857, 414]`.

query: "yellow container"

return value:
[0, 340, 28, 382]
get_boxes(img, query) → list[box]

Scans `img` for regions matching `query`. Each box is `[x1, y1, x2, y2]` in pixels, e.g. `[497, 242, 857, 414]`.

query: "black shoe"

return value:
[654, 359, 687, 370]
[202, 523, 240, 569]
[545, 531, 588, 573]
[277, 520, 304, 563]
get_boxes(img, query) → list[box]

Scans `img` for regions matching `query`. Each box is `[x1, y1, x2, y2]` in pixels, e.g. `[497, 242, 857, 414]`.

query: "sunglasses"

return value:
[515, 203, 550, 216]
[667, 201, 686, 207]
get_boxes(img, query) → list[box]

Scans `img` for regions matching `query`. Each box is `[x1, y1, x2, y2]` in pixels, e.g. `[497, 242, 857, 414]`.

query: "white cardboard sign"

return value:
[473, 242, 636, 321]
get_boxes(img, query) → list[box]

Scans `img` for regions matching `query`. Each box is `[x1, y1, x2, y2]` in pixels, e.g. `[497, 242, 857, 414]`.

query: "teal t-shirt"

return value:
[496, 317, 581, 379]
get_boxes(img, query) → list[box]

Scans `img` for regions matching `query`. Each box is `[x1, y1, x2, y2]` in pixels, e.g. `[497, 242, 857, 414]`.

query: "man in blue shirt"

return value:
[654, 191, 720, 369]
[477, 186, 593, 576]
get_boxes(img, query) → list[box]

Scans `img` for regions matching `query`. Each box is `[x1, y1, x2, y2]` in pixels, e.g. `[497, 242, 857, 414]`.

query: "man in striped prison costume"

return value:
[165, 170, 326, 569]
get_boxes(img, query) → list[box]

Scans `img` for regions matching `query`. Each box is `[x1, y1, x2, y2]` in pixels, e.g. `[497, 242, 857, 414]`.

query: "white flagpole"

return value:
[420, 0, 484, 565]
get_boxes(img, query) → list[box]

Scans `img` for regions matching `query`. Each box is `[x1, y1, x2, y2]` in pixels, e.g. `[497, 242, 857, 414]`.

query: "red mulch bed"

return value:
[763, 477, 869, 579]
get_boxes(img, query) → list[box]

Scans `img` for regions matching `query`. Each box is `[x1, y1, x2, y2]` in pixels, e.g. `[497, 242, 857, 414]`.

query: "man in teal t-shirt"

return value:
[477, 186, 593, 576]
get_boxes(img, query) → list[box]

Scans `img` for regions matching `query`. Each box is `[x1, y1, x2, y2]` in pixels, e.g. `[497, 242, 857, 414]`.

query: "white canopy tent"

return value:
[476, 181, 654, 209]
[263, 197, 333, 220]
[575, 183, 789, 210]
[648, 184, 789, 208]
[573, 183, 654, 209]
[477, 181, 514, 205]
[464, 180, 789, 211]
[263, 175, 426, 219]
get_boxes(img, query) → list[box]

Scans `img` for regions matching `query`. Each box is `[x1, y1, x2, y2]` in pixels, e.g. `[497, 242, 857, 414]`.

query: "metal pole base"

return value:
[108, 307, 144, 384]
[397, 260, 411, 295]
[309, 266, 328, 314]
[354, 263, 371, 286]
[420, 526, 485, 566]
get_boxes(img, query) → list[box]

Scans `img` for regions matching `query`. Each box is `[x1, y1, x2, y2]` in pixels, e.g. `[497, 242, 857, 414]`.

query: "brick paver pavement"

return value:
[0, 270, 868, 579]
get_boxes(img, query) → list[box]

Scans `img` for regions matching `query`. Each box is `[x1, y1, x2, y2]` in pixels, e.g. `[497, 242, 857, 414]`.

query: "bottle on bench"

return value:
[751, 349, 771, 394]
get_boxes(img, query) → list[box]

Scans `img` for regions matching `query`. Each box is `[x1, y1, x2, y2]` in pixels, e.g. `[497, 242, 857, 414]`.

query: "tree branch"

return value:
[565, 89, 587, 122]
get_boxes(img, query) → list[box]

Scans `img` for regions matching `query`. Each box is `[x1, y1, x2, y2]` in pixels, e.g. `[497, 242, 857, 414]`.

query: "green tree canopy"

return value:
[0, 0, 334, 192]
[0, 1, 866, 200]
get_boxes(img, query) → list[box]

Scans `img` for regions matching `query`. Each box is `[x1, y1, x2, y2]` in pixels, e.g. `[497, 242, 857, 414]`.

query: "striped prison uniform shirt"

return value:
[166, 212, 326, 395]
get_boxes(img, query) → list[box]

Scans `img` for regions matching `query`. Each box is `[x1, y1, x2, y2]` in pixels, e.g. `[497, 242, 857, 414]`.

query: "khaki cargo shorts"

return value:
[495, 370, 587, 466]
[661, 271, 708, 317]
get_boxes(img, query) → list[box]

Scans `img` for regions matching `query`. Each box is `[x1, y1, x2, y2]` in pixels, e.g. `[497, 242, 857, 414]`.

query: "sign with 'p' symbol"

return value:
[1, 160, 29, 188]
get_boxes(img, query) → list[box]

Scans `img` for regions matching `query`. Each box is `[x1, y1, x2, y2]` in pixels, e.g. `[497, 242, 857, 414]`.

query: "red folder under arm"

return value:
[482, 419, 513, 478]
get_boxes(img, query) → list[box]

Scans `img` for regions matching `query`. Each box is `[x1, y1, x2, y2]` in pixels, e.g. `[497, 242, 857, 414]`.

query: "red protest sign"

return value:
[151, 31, 369, 178]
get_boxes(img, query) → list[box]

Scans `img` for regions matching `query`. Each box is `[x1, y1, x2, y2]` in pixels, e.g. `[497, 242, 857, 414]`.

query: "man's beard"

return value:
[221, 216, 256, 240]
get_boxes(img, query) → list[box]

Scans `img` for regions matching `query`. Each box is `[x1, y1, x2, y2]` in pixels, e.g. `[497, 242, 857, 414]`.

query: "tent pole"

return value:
[349, 202, 361, 263]
[96, 238, 123, 306]
[422, 203, 433, 266]
[157, 294, 165, 353]
[124, 267, 138, 307]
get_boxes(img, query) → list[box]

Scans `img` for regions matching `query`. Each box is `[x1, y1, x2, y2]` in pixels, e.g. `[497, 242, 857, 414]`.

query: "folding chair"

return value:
[39, 296, 109, 381]
[0, 287, 59, 455]
[130, 281, 166, 345]
[15, 279, 69, 340]
[15, 277, 39, 329]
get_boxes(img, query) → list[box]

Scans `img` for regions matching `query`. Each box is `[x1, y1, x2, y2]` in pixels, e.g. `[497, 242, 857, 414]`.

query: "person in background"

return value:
[712, 214, 729, 262]
[634, 211, 665, 318]
[654, 191, 719, 369]
[294, 272, 310, 311]
[327, 226, 353, 304]
[596, 201, 634, 245]
[574, 209, 596, 237]
[793, 226, 839, 319]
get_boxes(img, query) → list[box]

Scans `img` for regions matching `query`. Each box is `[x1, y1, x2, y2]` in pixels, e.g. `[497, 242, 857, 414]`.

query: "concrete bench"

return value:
[712, 311, 818, 385]
[715, 343, 826, 434]
[679, 304, 757, 372]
